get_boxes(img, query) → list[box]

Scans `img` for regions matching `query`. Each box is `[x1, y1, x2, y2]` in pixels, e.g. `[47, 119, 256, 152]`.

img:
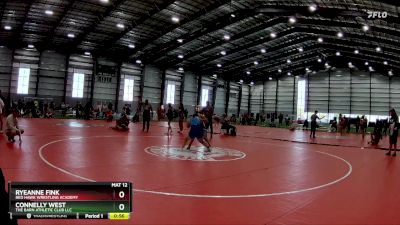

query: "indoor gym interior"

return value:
[0, 0, 400, 224]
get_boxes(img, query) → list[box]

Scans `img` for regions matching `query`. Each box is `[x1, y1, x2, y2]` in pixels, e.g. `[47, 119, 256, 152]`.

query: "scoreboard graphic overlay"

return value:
[9, 182, 132, 220]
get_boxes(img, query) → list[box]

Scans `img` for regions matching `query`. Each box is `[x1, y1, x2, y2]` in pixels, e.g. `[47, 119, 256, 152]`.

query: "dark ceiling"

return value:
[0, 0, 399, 81]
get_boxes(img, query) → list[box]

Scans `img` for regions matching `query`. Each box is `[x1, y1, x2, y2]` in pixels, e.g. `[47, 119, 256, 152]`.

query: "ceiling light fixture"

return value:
[223, 35, 230, 40]
[376, 47, 382, 52]
[354, 49, 359, 54]
[28, 44, 34, 48]
[309, 4, 317, 12]
[362, 25, 369, 31]
[287, 72, 292, 76]
[136, 59, 142, 64]
[261, 48, 266, 53]
[383, 61, 388, 65]
[289, 17, 296, 24]
[270, 32, 277, 38]
[171, 16, 180, 23]
[269, 77, 272, 80]
[336, 51, 341, 56]
[178, 54, 184, 59]
[4, 25, 11, 30]
[317, 37, 323, 43]
[45, 10, 53, 15]
[365, 62, 369, 66]
[84, 52, 91, 56]
[337, 32, 343, 38]
[287, 59, 291, 64]
[317, 58, 322, 63]
[254, 61, 259, 65]
[178, 67, 184, 71]
[217, 64, 222, 68]
[128, 44, 135, 49]
[278, 69, 282, 73]
[231, 14, 235, 18]
[67, 33, 75, 38]
[246, 71, 251, 75]
[220, 51, 226, 55]
[177, 39, 183, 43]
[298, 47, 304, 52]
[116, 23, 125, 29]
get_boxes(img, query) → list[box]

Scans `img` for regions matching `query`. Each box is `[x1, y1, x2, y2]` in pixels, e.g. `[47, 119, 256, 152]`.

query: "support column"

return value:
[292, 76, 296, 115]
[349, 69, 352, 115]
[306, 74, 310, 118]
[275, 78, 278, 115]
[237, 85, 242, 116]
[114, 61, 122, 111]
[35, 51, 44, 97]
[179, 72, 185, 104]
[139, 65, 145, 101]
[62, 54, 70, 103]
[212, 79, 217, 108]
[90, 57, 97, 103]
[248, 85, 251, 113]
[196, 74, 202, 106]
[160, 69, 166, 106]
[262, 81, 265, 113]
[369, 71, 372, 116]
[327, 70, 331, 116]
[7, 49, 16, 101]
[225, 80, 230, 114]
[389, 75, 392, 109]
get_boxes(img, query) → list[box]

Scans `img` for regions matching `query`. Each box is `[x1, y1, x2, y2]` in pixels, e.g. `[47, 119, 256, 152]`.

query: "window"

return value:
[296, 79, 306, 119]
[123, 78, 134, 101]
[17, 68, 30, 94]
[201, 88, 209, 107]
[72, 73, 85, 98]
[166, 83, 175, 104]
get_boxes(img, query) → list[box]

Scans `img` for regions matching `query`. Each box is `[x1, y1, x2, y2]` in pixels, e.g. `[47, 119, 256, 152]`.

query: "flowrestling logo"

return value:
[145, 146, 246, 161]
[367, 11, 388, 19]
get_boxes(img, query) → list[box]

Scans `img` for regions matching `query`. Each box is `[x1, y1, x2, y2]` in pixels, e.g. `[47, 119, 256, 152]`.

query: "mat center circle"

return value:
[145, 146, 246, 161]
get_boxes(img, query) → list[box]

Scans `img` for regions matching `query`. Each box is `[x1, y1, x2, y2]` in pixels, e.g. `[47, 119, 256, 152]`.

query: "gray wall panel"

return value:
[183, 72, 197, 114]
[0, 48, 13, 94]
[143, 65, 162, 109]
[264, 80, 277, 113]
[228, 82, 240, 116]
[240, 85, 249, 114]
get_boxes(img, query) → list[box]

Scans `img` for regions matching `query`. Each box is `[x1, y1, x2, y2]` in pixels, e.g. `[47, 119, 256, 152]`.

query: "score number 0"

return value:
[118, 191, 125, 210]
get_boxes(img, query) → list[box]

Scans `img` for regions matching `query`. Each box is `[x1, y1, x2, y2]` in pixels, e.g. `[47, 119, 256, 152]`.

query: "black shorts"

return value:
[311, 121, 317, 129]
[390, 132, 398, 145]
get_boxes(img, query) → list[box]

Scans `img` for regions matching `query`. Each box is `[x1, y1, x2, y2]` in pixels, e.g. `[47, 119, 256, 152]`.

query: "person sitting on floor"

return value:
[5, 109, 24, 143]
[112, 113, 130, 131]
[105, 109, 113, 122]
[330, 117, 338, 132]
[221, 114, 236, 136]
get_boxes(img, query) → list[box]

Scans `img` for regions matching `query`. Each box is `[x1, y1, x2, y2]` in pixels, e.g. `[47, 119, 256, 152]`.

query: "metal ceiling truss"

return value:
[97, 0, 178, 56]
[68, 0, 128, 53]
[9, 0, 34, 48]
[37, 0, 77, 51]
